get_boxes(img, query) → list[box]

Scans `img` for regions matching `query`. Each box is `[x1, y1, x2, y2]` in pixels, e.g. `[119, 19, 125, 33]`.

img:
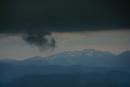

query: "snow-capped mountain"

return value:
[19, 49, 116, 67]
[1, 49, 130, 67]
[0, 49, 130, 82]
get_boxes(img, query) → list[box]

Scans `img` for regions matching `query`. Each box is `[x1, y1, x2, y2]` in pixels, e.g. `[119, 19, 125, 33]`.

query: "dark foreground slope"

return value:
[1, 71, 130, 87]
[0, 50, 130, 87]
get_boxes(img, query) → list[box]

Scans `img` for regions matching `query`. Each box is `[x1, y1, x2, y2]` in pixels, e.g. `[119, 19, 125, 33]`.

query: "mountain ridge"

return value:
[0, 49, 130, 67]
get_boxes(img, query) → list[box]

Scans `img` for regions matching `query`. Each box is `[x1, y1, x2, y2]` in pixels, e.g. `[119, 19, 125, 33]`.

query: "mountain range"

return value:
[0, 49, 130, 83]
[1, 49, 130, 67]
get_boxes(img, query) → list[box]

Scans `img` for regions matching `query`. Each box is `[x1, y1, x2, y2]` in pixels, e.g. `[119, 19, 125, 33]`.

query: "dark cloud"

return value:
[1, 0, 130, 48]
[22, 32, 55, 50]
[1, 0, 130, 29]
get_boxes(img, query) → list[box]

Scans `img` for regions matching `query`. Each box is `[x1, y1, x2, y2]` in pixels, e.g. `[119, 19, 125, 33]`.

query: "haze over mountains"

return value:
[1, 49, 130, 67]
[0, 49, 130, 87]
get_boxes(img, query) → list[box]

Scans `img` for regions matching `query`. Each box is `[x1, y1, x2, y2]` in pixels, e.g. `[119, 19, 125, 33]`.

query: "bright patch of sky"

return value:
[0, 29, 130, 60]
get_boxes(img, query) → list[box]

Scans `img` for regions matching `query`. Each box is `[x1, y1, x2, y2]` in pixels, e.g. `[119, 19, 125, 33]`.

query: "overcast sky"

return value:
[0, 29, 130, 60]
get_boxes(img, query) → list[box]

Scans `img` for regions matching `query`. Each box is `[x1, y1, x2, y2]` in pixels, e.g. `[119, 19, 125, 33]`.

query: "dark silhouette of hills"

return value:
[0, 49, 130, 87]
[1, 72, 130, 87]
[116, 51, 130, 67]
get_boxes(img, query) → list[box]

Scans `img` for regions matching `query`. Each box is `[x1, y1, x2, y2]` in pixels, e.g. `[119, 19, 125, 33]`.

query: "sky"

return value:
[1, 0, 130, 60]
[0, 29, 130, 60]
[2, 0, 130, 28]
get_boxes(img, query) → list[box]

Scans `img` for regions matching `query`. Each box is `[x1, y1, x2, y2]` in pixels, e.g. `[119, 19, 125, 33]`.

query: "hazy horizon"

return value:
[0, 29, 130, 60]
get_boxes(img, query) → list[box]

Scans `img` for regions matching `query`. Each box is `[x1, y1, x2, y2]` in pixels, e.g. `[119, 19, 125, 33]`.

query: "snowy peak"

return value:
[50, 49, 115, 58]
[1, 49, 130, 67]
